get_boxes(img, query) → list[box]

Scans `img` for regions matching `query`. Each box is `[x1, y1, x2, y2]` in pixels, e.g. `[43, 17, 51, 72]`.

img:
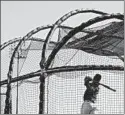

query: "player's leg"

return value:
[81, 101, 93, 114]
[89, 107, 97, 114]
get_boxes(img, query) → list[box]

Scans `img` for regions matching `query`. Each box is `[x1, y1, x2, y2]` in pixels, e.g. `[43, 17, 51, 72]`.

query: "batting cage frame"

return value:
[0, 9, 124, 114]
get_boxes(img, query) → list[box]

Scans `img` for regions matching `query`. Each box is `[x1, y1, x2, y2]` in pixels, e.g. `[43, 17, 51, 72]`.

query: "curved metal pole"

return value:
[0, 37, 56, 50]
[1, 37, 42, 50]
[41, 9, 109, 65]
[0, 65, 124, 86]
[38, 11, 109, 113]
[4, 24, 53, 114]
[0, 25, 95, 50]
[39, 11, 123, 114]
[45, 14, 124, 69]
[4, 23, 86, 113]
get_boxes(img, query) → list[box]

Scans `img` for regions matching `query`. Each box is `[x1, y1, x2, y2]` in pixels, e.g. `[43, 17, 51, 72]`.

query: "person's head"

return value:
[92, 74, 101, 86]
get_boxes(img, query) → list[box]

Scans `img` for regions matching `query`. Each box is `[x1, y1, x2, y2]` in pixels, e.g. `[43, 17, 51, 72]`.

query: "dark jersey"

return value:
[84, 76, 99, 103]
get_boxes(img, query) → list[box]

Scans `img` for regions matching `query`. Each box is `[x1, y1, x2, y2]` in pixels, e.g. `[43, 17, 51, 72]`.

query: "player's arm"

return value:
[84, 76, 92, 89]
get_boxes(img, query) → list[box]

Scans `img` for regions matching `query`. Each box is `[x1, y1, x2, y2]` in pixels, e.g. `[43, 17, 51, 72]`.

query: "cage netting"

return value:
[0, 12, 124, 114]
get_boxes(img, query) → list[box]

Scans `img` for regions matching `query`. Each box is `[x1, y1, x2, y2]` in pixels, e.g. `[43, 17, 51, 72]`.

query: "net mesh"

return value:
[60, 21, 124, 57]
[0, 20, 124, 114]
[44, 70, 124, 114]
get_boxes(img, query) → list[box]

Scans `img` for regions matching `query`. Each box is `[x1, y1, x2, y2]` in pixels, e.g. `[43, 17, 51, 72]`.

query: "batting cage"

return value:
[0, 9, 124, 114]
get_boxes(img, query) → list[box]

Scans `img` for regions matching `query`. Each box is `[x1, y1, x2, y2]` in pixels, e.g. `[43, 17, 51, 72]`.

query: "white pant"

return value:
[81, 101, 97, 114]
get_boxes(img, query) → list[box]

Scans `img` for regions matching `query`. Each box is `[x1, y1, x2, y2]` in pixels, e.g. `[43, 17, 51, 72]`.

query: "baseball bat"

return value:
[99, 83, 116, 92]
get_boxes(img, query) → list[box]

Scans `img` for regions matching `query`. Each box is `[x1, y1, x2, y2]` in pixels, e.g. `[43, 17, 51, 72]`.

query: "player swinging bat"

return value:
[81, 74, 116, 114]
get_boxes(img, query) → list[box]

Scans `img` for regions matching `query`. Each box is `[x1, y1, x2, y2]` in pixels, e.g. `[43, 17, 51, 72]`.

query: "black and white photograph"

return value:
[0, 1, 124, 114]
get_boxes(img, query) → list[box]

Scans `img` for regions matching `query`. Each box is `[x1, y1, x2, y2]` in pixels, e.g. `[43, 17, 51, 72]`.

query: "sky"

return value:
[1, 1, 124, 44]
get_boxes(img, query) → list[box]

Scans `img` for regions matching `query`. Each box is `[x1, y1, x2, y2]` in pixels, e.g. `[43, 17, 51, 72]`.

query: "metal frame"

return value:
[1, 9, 124, 114]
